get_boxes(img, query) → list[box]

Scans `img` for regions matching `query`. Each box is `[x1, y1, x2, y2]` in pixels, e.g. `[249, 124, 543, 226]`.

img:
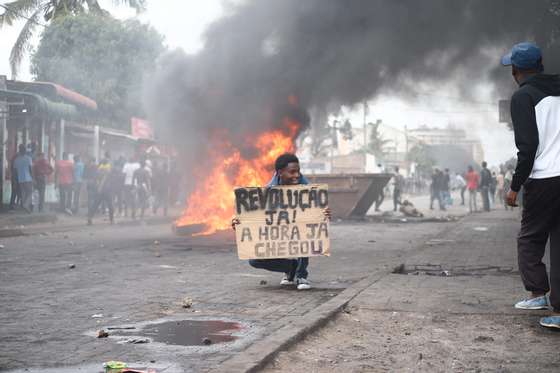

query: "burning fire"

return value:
[175, 117, 301, 235]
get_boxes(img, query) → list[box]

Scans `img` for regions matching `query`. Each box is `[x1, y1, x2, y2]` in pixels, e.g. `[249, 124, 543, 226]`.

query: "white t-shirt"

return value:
[122, 162, 140, 185]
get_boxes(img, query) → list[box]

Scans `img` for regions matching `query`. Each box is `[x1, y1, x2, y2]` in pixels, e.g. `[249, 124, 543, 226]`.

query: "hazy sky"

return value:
[0, 0, 515, 165]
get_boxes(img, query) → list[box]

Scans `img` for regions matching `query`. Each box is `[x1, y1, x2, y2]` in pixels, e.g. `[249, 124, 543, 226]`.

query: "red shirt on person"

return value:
[466, 171, 480, 191]
[56, 160, 74, 186]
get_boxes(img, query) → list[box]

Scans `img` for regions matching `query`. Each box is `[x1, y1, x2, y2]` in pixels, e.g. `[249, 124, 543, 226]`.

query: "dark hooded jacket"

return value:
[510, 74, 560, 192]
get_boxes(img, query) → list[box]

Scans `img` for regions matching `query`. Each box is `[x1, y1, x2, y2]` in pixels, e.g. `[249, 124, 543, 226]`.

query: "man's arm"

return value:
[510, 91, 539, 192]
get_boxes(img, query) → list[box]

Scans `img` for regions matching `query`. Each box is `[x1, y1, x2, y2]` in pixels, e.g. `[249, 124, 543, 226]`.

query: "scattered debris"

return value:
[154, 240, 160, 245]
[473, 227, 489, 232]
[418, 353, 423, 361]
[155, 252, 161, 257]
[127, 338, 149, 344]
[182, 297, 193, 308]
[103, 361, 127, 370]
[202, 337, 212, 345]
[0, 244, 4, 249]
[259, 280, 268, 285]
[107, 326, 136, 330]
[400, 200, 424, 217]
[63, 234, 69, 239]
[100, 243, 106, 248]
[474, 335, 494, 342]
[68, 263, 76, 269]
[367, 240, 376, 243]
[97, 329, 109, 338]
[91, 314, 104, 318]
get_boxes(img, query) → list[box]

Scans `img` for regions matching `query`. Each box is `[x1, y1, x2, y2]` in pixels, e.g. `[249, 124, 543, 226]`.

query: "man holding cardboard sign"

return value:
[232, 153, 331, 290]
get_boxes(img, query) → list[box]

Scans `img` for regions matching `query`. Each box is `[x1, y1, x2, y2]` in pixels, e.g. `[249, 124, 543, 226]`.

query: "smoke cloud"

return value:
[145, 0, 560, 162]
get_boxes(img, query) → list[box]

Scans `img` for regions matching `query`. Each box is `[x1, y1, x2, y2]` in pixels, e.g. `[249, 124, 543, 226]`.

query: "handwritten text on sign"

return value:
[234, 184, 330, 260]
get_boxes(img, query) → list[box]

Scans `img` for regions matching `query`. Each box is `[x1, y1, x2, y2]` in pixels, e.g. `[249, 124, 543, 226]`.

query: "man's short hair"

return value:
[275, 153, 299, 171]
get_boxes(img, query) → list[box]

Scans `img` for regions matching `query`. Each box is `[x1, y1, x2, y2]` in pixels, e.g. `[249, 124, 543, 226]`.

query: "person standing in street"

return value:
[32, 152, 53, 212]
[152, 159, 170, 216]
[455, 171, 467, 206]
[72, 154, 84, 214]
[489, 171, 498, 207]
[392, 166, 404, 212]
[13, 144, 33, 213]
[133, 159, 152, 219]
[88, 158, 120, 225]
[504, 167, 514, 211]
[479, 161, 492, 212]
[466, 165, 479, 213]
[496, 171, 505, 208]
[9, 153, 21, 209]
[55, 152, 74, 214]
[502, 42, 560, 329]
[83, 157, 99, 217]
[442, 168, 451, 206]
[122, 156, 140, 218]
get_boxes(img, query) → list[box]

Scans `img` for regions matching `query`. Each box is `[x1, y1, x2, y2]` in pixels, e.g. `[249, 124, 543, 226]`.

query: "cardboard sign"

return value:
[234, 184, 330, 260]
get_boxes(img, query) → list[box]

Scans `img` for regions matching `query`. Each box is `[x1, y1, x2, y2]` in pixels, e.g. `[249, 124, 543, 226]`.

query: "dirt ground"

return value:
[264, 305, 560, 373]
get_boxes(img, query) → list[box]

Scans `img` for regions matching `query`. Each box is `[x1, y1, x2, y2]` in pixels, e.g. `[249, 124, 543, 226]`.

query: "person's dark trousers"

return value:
[9, 179, 20, 209]
[375, 192, 384, 211]
[35, 179, 46, 212]
[86, 183, 97, 215]
[460, 186, 466, 205]
[59, 184, 72, 211]
[249, 257, 309, 280]
[518, 176, 560, 312]
[123, 185, 136, 218]
[153, 189, 169, 216]
[393, 189, 401, 211]
[481, 186, 490, 211]
[72, 182, 82, 214]
[88, 190, 114, 223]
[19, 182, 33, 212]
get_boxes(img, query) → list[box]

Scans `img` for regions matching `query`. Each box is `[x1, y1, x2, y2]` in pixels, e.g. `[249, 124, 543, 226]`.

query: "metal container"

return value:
[306, 173, 392, 218]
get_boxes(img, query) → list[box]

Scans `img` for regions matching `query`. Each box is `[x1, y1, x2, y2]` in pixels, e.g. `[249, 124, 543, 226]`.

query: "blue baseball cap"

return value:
[501, 42, 542, 70]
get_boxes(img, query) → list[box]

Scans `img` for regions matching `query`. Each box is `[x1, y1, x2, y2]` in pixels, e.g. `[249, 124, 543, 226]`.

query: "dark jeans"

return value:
[249, 257, 309, 280]
[19, 182, 33, 212]
[88, 189, 114, 222]
[59, 184, 72, 211]
[153, 188, 169, 216]
[518, 176, 560, 312]
[460, 186, 466, 205]
[430, 190, 445, 210]
[10, 179, 20, 208]
[480, 186, 490, 211]
[72, 182, 83, 214]
[393, 188, 402, 211]
[35, 179, 46, 212]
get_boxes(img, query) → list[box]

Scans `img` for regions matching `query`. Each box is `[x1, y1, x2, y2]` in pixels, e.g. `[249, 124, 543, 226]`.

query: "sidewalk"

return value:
[265, 209, 560, 372]
[0, 205, 184, 236]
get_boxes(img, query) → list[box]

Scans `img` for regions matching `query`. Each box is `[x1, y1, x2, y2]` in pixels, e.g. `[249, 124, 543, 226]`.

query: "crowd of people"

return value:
[429, 162, 515, 213]
[9, 147, 177, 225]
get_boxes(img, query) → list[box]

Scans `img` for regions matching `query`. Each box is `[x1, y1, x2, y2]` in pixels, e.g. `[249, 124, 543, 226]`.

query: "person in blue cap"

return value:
[502, 42, 560, 329]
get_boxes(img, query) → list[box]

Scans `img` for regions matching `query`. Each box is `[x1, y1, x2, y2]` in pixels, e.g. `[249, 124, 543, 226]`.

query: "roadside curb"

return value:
[0, 215, 179, 238]
[213, 271, 387, 373]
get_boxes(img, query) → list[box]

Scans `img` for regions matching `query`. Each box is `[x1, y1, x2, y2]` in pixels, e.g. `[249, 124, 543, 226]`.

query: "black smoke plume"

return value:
[145, 0, 560, 161]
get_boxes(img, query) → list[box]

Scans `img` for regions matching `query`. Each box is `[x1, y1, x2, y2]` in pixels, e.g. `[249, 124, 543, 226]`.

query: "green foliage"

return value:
[31, 14, 165, 128]
[0, 0, 145, 77]
[407, 143, 435, 177]
[366, 121, 390, 159]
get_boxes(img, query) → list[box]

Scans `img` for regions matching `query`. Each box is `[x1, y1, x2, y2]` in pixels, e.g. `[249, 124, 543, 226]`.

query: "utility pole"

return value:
[363, 101, 368, 150]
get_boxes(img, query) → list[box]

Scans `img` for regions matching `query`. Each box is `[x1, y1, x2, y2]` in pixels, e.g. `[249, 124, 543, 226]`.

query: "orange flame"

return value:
[175, 118, 300, 235]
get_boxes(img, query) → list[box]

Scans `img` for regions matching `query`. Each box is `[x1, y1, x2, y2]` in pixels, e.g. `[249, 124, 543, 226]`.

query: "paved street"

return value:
[2, 194, 554, 373]
[1, 198, 457, 372]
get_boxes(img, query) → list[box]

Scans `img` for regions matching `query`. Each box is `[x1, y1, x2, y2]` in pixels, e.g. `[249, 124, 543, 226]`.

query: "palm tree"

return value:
[0, 0, 145, 78]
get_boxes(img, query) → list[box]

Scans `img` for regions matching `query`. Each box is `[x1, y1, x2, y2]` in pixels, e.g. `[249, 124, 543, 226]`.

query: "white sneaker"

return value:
[280, 274, 295, 286]
[296, 278, 312, 290]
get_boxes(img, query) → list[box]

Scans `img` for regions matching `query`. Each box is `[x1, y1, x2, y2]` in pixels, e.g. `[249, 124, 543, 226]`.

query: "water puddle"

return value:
[114, 319, 242, 346]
